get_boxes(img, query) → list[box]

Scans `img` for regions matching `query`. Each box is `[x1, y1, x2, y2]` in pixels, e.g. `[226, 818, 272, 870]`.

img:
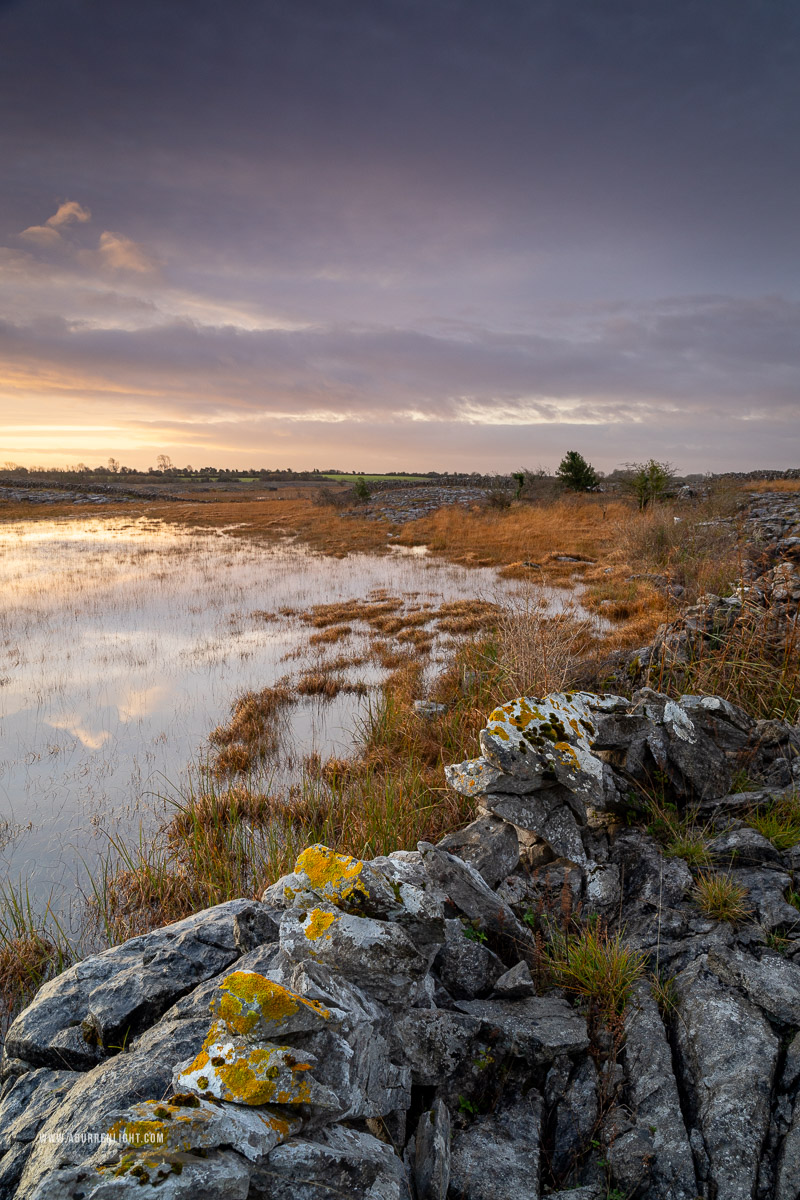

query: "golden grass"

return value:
[744, 479, 800, 493]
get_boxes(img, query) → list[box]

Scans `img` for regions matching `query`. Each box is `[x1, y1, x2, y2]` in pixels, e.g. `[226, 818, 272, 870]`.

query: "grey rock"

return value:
[414, 700, 448, 718]
[233, 903, 281, 951]
[16, 1016, 210, 1196]
[248, 1125, 410, 1199]
[433, 920, 505, 1000]
[706, 826, 783, 866]
[706, 945, 800, 1024]
[544, 1190, 602, 1200]
[417, 843, 534, 953]
[393, 1010, 483, 1087]
[164, 942, 281, 1021]
[550, 1057, 598, 1181]
[776, 1098, 800, 1200]
[437, 816, 519, 887]
[727, 866, 800, 931]
[584, 863, 620, 915]
[491, 960, 536, 999]
[480, 791, 589, 867]
[279, 906, 434, 1007]
[5, 900, 250, 1069]
[674, 956, 779, 1200]
[449, 1091, 543, 1200]
[454, 996, 589, 1063]
[414, 1098, 450, 1200]
[624, 984, 697, 1200]
[28, 1149, 252, 1200]
[605, 1123, 655, 1196]
[0, 1068, 77, 1151]
[444, 756, 543, 798]
[291, 1025, 410, 1121]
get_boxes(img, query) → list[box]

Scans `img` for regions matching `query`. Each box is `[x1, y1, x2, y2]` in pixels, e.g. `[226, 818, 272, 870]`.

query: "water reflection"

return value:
[0, 515, 563, 909]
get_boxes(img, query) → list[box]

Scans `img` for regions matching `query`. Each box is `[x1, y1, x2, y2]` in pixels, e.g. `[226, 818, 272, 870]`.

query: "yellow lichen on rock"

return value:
[294, 844, 368, 902]
[174, 1025, 339, 1109]
[213, 971, 330, 1038]
[303, 907, 336, 941]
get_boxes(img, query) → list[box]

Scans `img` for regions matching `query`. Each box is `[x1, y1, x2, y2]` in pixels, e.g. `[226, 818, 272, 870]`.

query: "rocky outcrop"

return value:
[3, 689, 800, 1198]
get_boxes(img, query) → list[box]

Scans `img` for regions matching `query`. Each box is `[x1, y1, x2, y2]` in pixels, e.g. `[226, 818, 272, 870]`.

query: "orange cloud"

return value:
[46, 200, 91, 228]
[20, 200, 92, 245]
[97, 231, 158, 274]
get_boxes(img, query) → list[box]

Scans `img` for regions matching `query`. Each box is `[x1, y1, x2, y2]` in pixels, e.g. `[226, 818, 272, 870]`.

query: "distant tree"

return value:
[626, 459, 675, 510]
[156, 454, 173, 472]
[107, 457, 120, 473]
[556, 450, 599, 492]
[352, 477, 371, 502]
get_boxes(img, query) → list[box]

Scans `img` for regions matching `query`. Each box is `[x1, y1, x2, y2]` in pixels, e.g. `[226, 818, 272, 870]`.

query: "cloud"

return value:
[20, 200, 92, 246]
[46, 200, 91, 228]
[96, 231, 158, 274]
[19, 224, 62, 247]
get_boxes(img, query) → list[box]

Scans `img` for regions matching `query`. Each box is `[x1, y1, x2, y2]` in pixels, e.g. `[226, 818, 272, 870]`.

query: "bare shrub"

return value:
[493, 589, 597, 697]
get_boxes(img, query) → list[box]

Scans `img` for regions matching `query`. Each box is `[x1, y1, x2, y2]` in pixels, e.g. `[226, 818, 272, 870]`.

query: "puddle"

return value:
[0, 515, 587, 912]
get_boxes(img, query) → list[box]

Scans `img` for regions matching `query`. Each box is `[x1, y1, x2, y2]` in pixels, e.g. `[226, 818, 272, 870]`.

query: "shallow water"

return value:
[0, 514, 576, 913]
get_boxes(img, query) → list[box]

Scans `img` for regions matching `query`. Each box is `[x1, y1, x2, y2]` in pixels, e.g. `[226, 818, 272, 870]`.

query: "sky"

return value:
[1, 0, 798, 474]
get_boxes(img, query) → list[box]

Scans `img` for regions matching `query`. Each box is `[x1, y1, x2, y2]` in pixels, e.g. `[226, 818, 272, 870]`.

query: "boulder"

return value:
[247, 1125, 410, 1199]
[673, 957, 779, 1200]
[454, 996, 589, 1063]
[4, 900, 253, 1069]
[417, 843, 533, 954]
[432, 920, 505, 1000]
[624, 984, 697, 1200]
[437, 816, 520, 887]
[449, 1092, 543, 1200]
[413, 1098, 450, 1200]
[706, 945, 800, 1024]
[29, 1148, 252, 1200]
[16, 1016, 211, 1197]
[279, 906, 434, 1006]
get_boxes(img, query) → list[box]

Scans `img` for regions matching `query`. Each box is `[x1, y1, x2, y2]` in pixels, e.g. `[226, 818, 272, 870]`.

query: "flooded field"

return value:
[0, 515, 578, 917]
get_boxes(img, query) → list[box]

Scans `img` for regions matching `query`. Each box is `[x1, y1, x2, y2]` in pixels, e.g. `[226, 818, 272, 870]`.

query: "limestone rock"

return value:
[706, 945, 800, 1024]
[16, 1016, 211, 1197]
[674, 956, 779, 1200]
[279, 907, 433, 1006]
[417, 843, 533, 953]
[432, 920, 505, 1000]
[29, 1148, 252, 1200]
[247, 1125, 411, 1199]
[454, 996, 589, 1063]
[550, 1057, 598, 1181]
[436, 816, 520, 887]
[478, 692, 628, 806]
[491, 960, 536, 999]
[393, 1010, 483, 1087]
[449, 1092, 543, 1200]
[106, 1094, 301, 1160]
[413, 1098, 450, 1200]
[706, 826, 783, 866]
[624, 984, 697, 1200]
[174, 1019, 339, 1108]
[210, 971, 332, 1040]
[444, 756, 540, 798]
[5, 900, 252, 1069]
[480, 790, 589, 867]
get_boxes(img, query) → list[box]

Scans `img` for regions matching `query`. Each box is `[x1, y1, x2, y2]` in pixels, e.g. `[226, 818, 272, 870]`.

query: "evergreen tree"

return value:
[556, 450, 599, 491]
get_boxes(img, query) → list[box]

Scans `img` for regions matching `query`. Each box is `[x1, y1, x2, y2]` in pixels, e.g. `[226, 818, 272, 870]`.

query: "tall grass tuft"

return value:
[0, 881, 74, 1035]
[546, 921, 647, 1027]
